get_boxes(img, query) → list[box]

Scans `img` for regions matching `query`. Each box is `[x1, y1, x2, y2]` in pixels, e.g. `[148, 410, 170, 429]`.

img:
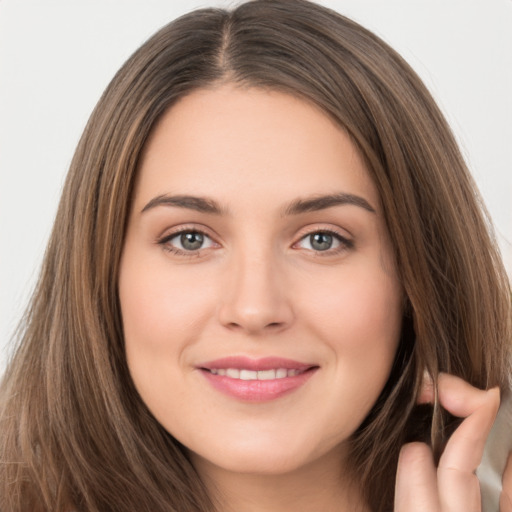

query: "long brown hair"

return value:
[1, 1, 510, 510]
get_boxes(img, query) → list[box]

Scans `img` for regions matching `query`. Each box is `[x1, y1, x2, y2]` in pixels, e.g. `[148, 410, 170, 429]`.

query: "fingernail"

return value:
[417, 370, 434, 404]
[488, 386, 500, 397]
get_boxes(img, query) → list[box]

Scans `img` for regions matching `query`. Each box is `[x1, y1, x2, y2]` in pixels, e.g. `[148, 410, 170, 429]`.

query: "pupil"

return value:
[311, 233, 332, 251]
[181, 232, 204, 250]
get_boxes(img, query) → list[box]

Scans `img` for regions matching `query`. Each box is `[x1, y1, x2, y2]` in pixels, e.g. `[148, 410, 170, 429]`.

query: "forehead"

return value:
[134, 85, 379, 213]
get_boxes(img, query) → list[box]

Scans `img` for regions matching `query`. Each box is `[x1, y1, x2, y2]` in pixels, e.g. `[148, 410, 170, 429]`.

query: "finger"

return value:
[395, 442, 440, 511]
[437, 466, 481, 512]
[437, 373, 499, 418]
[500, 452, 512, 512]
[500, 493, 512, 512]
[417, 370, 434, 405]
[439, 388, 499, 473]
[436, 375, 500, 512]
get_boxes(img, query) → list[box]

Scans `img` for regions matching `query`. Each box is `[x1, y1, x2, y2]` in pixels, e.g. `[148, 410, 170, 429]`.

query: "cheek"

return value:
[118, 251, 216, 372]
[302, 262, 403, 370]
[118, 251, 221, 422]
[310, 264, 403, 423]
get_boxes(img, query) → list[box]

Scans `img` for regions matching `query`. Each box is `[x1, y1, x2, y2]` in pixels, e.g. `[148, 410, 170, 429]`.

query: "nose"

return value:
[216, 250, 294, 335]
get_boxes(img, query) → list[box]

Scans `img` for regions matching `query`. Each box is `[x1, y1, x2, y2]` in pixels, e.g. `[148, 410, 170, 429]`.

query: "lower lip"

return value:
[200, 368, 317, 402]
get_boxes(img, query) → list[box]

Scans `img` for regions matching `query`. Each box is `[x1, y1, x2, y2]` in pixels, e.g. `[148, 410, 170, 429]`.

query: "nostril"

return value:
[224, 321, 283, 333]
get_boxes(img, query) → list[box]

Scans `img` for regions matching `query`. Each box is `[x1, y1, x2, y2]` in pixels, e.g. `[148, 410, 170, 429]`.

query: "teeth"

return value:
[258, 369, 276, 380]
[240, 370, 258, 380]
[209, 368, 304, 380]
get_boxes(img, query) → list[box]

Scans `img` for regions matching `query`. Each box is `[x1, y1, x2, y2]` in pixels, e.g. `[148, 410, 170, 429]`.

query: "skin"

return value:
[119, 85, 503, 511]
[501, 451, 512, 511]
[396, 374, 501, 512]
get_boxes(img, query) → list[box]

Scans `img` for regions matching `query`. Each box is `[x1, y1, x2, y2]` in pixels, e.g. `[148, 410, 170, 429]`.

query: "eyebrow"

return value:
[283, 193, 376, 215]
[141, 194, 224, 215]
[140, 192, 376, 216]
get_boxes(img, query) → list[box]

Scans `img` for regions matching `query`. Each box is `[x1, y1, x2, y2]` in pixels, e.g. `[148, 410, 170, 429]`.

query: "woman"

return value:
[1, 1, 510, 510]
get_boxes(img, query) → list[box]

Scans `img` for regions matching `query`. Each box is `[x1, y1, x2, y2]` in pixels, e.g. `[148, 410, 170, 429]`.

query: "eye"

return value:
[159, 230, 216, 253]
[295, 230, 353, 253]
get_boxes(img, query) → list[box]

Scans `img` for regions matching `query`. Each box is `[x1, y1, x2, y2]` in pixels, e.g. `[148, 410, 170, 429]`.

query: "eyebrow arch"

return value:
[141, 194, 225, 215]
[284, 193, 376, 216]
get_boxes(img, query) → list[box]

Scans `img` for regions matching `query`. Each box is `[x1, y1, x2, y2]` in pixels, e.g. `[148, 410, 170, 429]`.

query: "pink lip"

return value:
[197, 356, 319, 402]
[199, 356, 315, 372]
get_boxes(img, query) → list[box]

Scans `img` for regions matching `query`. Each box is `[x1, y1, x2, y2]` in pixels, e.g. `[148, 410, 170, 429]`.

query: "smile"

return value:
[207, 368, 305, 379]
[198, 357, 319, 402]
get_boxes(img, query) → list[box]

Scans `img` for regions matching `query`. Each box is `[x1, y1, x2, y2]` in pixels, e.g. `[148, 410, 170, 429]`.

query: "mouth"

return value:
[205, 367, 310, 379]
[197, 357, 319, 402]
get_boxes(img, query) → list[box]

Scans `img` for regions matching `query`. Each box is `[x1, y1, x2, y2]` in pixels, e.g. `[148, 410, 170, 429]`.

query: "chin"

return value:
[192, 448, 312, 476]
[186, 429, 347, 477]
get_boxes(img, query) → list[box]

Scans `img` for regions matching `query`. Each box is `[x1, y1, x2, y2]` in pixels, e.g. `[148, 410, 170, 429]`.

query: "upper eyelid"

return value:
[292, 226, 355, 253]
[157, 228, 218, 256]
[162, 230, 212, 243]
[296, 231, 352, 245]
[294, 223, 353, 240]
[157, 224, 218, 242]
[155, 223, 353, 247]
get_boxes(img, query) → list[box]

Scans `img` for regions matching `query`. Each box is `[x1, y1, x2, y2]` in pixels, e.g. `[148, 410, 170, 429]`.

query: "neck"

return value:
[191, 449, 370, 512]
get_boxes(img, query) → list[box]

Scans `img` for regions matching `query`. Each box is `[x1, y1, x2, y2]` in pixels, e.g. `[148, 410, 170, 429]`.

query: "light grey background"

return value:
[1, 0, 511, 374]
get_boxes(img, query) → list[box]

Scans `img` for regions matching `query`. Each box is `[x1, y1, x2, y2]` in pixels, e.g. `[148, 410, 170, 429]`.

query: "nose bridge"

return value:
[217, 239, 293, 333]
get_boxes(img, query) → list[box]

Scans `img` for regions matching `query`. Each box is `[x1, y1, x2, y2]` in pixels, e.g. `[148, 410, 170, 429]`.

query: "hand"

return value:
[394, 373, 500, 511]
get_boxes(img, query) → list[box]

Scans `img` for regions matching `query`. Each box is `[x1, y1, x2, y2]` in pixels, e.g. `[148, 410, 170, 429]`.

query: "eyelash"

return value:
[156, 227, 354, 257]
[293, 228, 354, 256]
[157, 227, 216, 257]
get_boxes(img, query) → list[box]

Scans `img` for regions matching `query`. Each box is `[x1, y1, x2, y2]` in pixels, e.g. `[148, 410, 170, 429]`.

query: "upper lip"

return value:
[198, 356, 318, 371]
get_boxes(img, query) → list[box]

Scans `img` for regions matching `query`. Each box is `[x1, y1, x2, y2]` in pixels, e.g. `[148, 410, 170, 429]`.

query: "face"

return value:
[119, 85, 403, 478]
